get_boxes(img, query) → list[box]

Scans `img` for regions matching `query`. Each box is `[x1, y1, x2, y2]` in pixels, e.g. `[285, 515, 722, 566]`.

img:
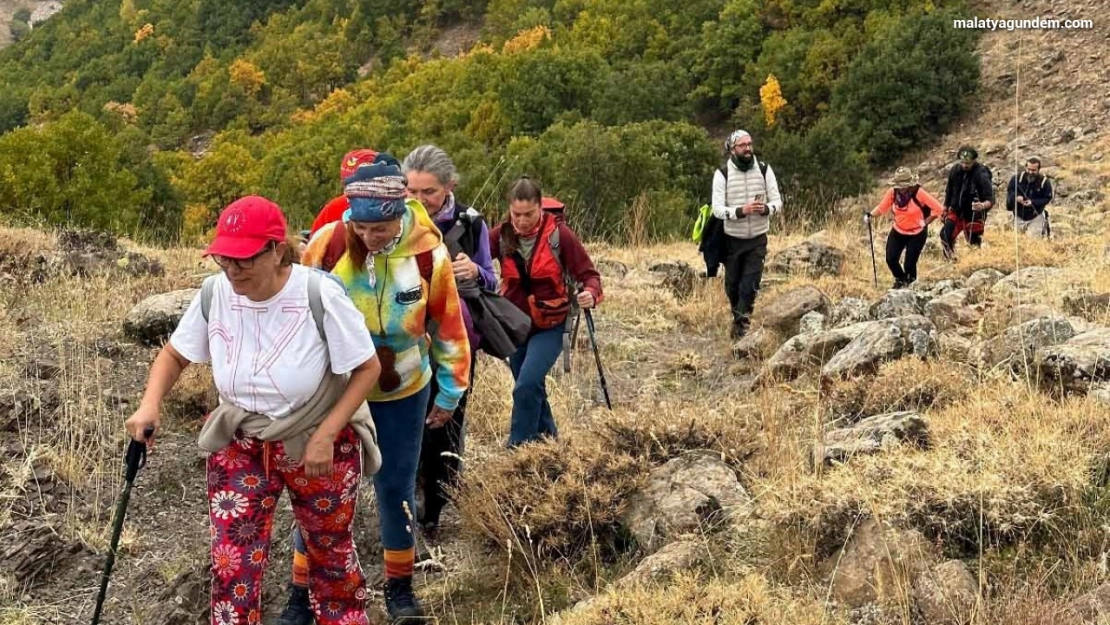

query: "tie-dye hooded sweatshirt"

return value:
[302, 199, 470, 411]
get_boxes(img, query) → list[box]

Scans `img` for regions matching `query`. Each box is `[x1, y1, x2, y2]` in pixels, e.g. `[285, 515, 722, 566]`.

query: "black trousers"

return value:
[723, 234, 768, 331]
[885, 229, 928, 285]
[417, 358, 475, 526]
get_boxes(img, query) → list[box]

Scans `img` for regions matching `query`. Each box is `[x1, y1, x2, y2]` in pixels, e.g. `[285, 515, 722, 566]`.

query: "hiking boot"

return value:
[277, 584, 314, 625]
[384, 576, 425, 622]
[729, 319, 749, 340]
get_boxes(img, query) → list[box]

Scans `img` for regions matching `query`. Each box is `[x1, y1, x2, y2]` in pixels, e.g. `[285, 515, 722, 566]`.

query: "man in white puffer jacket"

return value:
[711, 129, 783, 339]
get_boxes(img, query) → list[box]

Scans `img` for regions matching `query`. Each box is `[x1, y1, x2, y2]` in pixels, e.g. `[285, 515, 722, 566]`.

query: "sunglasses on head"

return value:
[377, 345, 401, 393]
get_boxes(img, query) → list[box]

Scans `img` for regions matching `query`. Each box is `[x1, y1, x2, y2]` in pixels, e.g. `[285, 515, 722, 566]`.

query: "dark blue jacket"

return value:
[1006, 173, 1053, 221]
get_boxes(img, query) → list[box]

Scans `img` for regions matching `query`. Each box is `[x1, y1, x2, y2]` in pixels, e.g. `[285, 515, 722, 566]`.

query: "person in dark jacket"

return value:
[489, 177, 603, 447]
[939, 146, 994, 260]
[1005, 156, 1053, 239]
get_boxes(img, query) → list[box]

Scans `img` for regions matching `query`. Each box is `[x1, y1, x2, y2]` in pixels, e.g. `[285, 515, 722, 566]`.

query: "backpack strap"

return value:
[200, 274, 218, 323]
[909, 189, 930, 220]
[416, 250, 434, 284]
[322, 222, 347, 272]
[306, 270, 339, 341]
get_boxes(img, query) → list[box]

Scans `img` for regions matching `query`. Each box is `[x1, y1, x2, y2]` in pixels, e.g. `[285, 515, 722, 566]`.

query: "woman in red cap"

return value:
[125, 196, 382, 625]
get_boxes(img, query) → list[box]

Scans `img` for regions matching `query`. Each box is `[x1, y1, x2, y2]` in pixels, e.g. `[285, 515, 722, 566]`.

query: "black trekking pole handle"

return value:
[125, 426, 154, 482]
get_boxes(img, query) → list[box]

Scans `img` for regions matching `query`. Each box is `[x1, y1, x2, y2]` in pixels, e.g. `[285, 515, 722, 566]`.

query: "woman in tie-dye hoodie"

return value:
[296, 153, 469, 623]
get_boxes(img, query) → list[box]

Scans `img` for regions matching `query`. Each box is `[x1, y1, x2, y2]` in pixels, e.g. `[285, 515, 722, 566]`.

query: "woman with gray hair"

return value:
[402, 145, 495, 541]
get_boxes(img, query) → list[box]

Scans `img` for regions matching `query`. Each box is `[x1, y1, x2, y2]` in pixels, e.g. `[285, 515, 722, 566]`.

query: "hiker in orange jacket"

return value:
[865, 167, 944, 289]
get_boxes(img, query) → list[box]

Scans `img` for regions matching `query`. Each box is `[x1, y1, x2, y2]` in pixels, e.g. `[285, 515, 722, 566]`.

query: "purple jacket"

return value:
[432, 195, 496, 353]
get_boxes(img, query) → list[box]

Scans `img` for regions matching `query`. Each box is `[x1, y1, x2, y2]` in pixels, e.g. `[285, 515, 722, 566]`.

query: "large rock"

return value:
[821, 315, 937, 380]
[966, 268, 1005, 298]
[732, 327, 777, 361]
[767, 241, 844, 278]
[762, 335, 814, 381]
[622, 452, 752, 554]
[1063, 289, 1110, 316]
[123, 289, 199, 346]
[807, 321, 875, 364]
[816, 411, 929, 466]
[614, 539, 704, 587]
[819, 517, 935, 608]
[1035, 327, 1110, 392]
[912, 560, 979, 625]
[989, 266, 1065, 301]
[829, 297, 872, 328]
[871, 289, 928, 320]
[973, 316, 1075, 374]
[648, 261, 697, 301]
[924, 289, 976, 331]
[1005, 303, 1061, 327]
[938, 332, 973, 363]
[1067, 582, 1110, 623]
[758, 285, 831, 335]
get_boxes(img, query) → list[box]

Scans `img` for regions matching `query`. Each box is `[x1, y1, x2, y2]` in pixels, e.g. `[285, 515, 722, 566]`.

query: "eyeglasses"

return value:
[377, 345, 401, 393]
[212, 243, 275, 271]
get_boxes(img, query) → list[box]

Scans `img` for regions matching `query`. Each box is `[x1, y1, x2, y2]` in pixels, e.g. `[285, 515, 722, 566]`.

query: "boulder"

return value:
[649, 261, 697, 301]
[989, 266, 1065, 301]
[767, 241, 844, 278]
[912, 560, 979, 625]
[816, 411, 929, 466]
[1035, 327, 1110, 392]
[829, 297, 872, 328]
[622, 452, 752, 554]
[806, 321, 875, 364]
[1005, 303, 1061, 327]
[614, 540, 704, 587]
[966, 268, 1005, 297]
[819, 517, 934, 608]
[762, 335, 814, 381]
[596, 259, 630, 278]
[1062, 289, 1110, 316]
[758, 285, 831, 335]
[123, 289, 199, 346]
[799, 311, 826, 335]
[973, 316, 1075, 374]
[1066, 582, 1110, 624]
[732, 327, 777, 361]
[938, 332, 973, 363]
[871, 289, 928, 320]
[821, 315, 937, 380]
[924, 289, 974, 331]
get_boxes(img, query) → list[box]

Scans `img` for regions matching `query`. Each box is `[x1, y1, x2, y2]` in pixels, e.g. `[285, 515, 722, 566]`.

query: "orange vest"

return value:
[500, 215, 570, 328]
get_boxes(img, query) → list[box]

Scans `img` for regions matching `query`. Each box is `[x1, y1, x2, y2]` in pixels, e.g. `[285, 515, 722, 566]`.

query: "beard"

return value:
[732, 153, 754, 171]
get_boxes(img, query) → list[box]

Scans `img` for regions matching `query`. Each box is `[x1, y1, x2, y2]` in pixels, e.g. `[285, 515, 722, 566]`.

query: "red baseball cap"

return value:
[204, 196, 288, 259]
[340, 148, 378, 182]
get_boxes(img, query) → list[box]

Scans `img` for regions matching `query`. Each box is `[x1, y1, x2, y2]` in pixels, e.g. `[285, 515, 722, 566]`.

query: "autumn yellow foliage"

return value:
[503, 25, 552, 55]
[760, 74, 787, 128]
[229, 59, 266, 97]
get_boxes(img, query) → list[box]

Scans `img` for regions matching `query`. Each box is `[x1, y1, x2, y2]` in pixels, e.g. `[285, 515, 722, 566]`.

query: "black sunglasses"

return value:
[212, 242, 276, 271]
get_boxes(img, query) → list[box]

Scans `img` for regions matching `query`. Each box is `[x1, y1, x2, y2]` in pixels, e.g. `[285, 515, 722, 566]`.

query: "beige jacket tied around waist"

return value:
[197, 370, 382, 476]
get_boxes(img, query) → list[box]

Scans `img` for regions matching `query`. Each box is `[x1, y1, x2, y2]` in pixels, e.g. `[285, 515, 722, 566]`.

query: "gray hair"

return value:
[402, 145, 459, 186]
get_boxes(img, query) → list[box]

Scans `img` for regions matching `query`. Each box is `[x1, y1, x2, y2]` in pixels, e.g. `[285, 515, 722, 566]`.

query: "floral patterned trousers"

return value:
[206, 426, 368, 625]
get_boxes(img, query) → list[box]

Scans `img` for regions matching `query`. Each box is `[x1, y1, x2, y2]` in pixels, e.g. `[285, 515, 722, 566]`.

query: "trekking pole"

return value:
[91, 426, 154, 625]
[865, 215, 878, 287]
[562, 309, 582, 373]
[583, 309, 612, 410]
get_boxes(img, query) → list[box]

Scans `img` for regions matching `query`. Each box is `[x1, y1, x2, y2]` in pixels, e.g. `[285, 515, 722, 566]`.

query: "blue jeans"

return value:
[507, 322, 565, 447]
[291, 382, 431, 569]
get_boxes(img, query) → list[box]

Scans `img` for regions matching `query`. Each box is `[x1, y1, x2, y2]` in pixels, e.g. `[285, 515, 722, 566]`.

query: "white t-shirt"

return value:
[170, 265, 376, 419]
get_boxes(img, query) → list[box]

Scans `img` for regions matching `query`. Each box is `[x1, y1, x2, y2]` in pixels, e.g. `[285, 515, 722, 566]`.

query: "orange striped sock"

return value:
[292, 549, 309, 588]
[383, 548, 415, 580]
